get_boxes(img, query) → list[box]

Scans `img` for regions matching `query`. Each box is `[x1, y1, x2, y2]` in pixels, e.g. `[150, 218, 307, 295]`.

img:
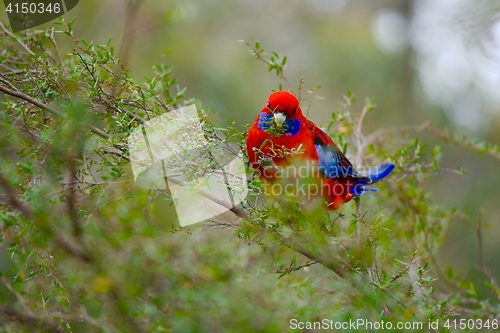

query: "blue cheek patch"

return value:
[285, 118, 301, 136]
[257, 113, 301, 136]
[257, 113, 273, 131]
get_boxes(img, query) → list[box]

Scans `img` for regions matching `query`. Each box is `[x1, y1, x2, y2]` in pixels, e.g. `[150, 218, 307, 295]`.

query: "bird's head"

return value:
[256, 91, 303, 137]
[265, 91, 303, 125]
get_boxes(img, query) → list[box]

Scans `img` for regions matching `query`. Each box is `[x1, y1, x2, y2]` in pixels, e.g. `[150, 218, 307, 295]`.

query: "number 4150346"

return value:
[6, 2, 61, 14]
[444, 318, 498, 330]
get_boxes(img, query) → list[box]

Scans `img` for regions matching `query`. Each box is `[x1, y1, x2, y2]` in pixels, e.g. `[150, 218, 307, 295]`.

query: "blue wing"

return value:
[309, 121, 369, 181]
[306, 120, 394, 197]
[315, 144, 367, 180]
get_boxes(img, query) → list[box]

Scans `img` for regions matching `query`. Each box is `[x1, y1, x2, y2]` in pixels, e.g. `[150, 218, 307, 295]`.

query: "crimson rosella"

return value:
[246, 91, 394, 210]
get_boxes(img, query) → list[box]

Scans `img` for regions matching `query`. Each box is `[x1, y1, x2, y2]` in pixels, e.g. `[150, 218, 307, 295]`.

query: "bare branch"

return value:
[75, 50, 147, 124]
[476, 211, 500, 294]
[245, 39, 290, 89]
[0, 173, 34, 219]
[355, 105, 369, 167]
[0, 172, 92, 263]
[0, 81, 58, 114]
[276, 260, 319, 276]
[119, 0, 145, 68]
[0, 306, 60, 332]
[48, 27, 66, 72]
[167, 176, 250, 219]
[52, 233, 92, 263]
[0, 80, 128, 148]
[0, 21, 35, 56]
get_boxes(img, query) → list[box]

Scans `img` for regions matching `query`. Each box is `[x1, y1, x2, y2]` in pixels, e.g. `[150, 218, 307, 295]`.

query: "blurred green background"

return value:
[2, 0, 500, 309]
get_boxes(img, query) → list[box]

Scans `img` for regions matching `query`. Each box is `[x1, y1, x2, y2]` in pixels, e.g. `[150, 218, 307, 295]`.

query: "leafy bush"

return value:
[0, 19, 499, 332]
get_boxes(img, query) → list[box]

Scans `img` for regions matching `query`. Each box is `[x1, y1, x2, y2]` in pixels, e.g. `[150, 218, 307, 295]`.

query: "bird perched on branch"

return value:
[246, 90, 394, 210]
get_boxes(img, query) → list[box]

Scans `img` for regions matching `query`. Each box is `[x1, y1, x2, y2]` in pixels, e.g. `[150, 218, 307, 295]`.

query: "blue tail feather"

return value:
[351, 163, 395, 197]
[363, 163, 395, 182]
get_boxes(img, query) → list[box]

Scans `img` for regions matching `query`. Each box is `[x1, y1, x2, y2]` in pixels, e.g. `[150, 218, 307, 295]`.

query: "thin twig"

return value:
[1, 278, 34, 316]
[361, 121, 500, 161]
[118, 0, 144, 68]
[48, 27, 66, 72]
[276, 260, 319, 276]
[305, 89, 315, 118]
[166, 176, 250, 219]
[0, 64, 40, 75]
[0, 81, 127, 145]
[0, 173, 34, 219]
[166, 172, 355, 279]
[0, 21, 35, 56]
[355, 105, 369, 167]
[0, 306, 60, 331]
[75, 50, 147, 124]
[297, 76, 305, 101]
[245, 40, 290, 89]
[0, 75, 20, 91]
[0, 172, 92, 263]
[476, 211, 499, 293]
[52, 234, 92, 263]
[65, 161, 84, 240]
[0, 82, 58, 114]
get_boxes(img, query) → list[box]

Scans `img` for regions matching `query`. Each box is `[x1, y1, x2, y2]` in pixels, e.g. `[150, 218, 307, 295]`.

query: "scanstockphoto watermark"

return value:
[289, 318, 423, 331]
[252, 160, 389, 199]
[127, 105, 248, 227]
[251, 159, 389, 180]
[263, 177, 360, 199]
[290, 318, 500, 331]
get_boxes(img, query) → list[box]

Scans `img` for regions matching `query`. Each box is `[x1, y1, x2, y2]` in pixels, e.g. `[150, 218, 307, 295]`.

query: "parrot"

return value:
[246, 90, 394, 210]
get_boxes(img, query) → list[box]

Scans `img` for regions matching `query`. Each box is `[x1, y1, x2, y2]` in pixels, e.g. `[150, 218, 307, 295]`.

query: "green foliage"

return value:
[0, 19, 499, 333]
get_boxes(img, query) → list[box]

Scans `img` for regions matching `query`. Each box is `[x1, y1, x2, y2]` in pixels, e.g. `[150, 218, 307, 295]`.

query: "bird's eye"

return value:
[266, 102, 271, 108]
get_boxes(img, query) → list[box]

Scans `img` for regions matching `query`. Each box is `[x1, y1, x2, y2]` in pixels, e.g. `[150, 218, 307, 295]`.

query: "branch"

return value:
[48, 27, 66, 72]
[167, 175, 352, 278]
[166, 176, 249, 219]
[0, 80, 128, 149]
[355, 105, 369, 167]
[0, 172, 92, 263]
[0, 306, 60, 332]
[476, 211, 500, 295]
[276, 260, 319, 276]
[0, 21, 35, 56]
[361, 121, 500, 161]
[276, 232, 353, 279]
[53, 234, 92, 263]
[0, 81, 58, 115]
[0, 173, 34, 219]
[118, 0, 145, 68]
[75, 50, 147, 124]
[245, 39, 290, 89]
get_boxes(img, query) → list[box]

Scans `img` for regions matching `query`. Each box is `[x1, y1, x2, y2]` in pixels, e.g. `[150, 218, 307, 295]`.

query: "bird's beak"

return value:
[273, 112, 286, 126]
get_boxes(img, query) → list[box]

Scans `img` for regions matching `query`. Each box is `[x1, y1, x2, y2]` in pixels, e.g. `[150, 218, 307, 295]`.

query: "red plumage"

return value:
[246, 91, 393, 210]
